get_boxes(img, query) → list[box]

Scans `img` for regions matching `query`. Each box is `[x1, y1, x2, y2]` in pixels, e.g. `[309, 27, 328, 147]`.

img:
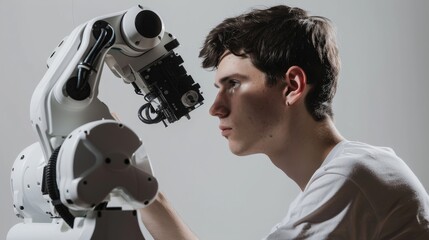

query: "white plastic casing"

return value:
[57, 119, 158, 210]
[121, 5, 165, 51]
[10, 143, 52, 223]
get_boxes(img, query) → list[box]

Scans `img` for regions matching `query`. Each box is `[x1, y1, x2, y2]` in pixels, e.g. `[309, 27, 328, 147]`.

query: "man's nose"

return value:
[209, 92, 229, 118]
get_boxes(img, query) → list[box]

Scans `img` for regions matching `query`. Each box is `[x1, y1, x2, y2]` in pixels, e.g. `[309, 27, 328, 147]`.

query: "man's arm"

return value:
[139, 192, 199, 240]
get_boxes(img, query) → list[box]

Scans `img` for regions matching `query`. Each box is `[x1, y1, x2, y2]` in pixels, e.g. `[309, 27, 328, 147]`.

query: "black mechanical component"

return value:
[66, 20, 115, 100]
[92, 20, 116, 45]
[164, 38, 179, 52]
[136, 51, 204, 126]
[45, 146, 75, 228]
[135, 10, 163, 38]
[66, 76, 91, 101]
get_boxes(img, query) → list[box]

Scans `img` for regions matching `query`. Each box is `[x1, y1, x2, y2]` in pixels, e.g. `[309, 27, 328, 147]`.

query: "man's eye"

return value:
[228, 80, 240, 89]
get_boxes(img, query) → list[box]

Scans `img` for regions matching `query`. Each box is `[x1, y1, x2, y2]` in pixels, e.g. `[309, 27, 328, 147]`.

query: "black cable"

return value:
[138, 102, 164, 124]
[45, 146, 76, 228]
[76, 28, 107, 91]
[76, 24, 115, 91]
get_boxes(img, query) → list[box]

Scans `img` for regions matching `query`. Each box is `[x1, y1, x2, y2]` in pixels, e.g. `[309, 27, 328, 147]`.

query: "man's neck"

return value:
[268, 117, 344, 191]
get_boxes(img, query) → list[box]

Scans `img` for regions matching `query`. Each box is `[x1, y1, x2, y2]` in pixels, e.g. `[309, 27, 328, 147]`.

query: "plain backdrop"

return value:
[1, 0, 428, 239]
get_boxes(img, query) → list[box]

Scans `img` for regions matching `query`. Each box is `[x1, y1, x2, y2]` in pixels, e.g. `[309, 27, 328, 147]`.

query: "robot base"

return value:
[7, 209, 146, 240]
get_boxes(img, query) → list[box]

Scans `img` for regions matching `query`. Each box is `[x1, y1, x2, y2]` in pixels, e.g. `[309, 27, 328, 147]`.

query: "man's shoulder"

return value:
[316, 140, 428, 209]
[321, 140, 401, 179]
[312, 140, 422, 200]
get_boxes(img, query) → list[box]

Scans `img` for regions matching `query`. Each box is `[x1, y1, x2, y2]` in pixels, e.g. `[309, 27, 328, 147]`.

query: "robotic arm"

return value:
[8, 5, 203, 240]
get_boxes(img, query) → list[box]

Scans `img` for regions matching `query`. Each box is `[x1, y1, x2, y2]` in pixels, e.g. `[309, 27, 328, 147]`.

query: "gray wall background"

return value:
[1, 0, 428, 239]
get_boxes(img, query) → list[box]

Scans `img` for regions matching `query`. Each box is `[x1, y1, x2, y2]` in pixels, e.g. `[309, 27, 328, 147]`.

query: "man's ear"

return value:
[282, 66, 307, 106]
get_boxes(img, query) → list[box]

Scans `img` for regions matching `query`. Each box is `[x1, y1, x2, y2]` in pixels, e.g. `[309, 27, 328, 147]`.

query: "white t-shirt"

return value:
[264, 140, 429, 240]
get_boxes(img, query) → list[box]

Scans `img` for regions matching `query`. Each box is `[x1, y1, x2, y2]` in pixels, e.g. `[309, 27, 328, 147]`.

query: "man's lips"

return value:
[219, 126, 232, 137]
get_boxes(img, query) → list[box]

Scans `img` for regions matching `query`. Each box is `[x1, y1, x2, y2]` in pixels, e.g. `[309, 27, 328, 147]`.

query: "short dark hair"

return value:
[199, 5, 341, 121]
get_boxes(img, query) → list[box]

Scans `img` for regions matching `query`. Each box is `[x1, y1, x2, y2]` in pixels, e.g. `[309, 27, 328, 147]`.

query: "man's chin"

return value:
[228, 143, 253, 156]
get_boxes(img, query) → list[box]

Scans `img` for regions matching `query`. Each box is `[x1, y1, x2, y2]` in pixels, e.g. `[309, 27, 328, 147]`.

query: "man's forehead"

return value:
[214, 53, 254, 87]
[218, 51, 233, 64]
[214, 53, 238, 85]
[216, 51, 252, 72]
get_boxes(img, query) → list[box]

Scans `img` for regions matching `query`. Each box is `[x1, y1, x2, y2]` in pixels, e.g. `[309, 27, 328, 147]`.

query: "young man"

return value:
[140, 5, 429, 239]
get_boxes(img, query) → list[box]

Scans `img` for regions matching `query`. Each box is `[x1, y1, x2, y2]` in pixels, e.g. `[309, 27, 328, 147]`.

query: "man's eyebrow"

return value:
[214, 73, 248, 88]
